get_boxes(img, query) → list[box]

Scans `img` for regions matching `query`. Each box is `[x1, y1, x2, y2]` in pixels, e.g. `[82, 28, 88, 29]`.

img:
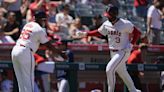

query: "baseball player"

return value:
[11, 10, 62, 92]
[76, 4, 142, 92]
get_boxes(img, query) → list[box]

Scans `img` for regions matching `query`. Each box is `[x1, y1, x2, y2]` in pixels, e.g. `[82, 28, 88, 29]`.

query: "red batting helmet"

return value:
[104, 4, 118, 18]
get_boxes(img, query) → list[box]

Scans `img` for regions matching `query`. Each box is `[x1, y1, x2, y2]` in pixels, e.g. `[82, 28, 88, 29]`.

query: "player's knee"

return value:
[106, 67, 113, 74]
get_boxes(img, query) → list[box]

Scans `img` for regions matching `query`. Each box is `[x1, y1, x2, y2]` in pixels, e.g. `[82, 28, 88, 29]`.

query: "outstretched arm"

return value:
[76, 30, 102, 37]
[44, 41, 62, 55]
[87, 30, 102, 37]
[44, 41, 69, 60]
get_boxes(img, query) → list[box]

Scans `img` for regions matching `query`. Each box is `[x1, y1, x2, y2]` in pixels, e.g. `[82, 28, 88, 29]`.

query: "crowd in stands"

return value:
[0, 0, 163, 45]
[0, 0, 163, 92]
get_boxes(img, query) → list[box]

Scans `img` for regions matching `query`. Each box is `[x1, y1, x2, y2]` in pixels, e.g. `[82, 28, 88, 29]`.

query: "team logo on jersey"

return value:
[103, 25, 121, 36]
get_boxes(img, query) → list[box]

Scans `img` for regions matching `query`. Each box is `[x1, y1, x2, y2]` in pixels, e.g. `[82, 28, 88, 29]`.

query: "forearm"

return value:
[44, 41, 62, 55]
[3, 0, 16, 3]
[4, 28, 19, 35]
[87, 30, 102, 37]
[147, 17, 151, 32]
[36, 0, 44, 9]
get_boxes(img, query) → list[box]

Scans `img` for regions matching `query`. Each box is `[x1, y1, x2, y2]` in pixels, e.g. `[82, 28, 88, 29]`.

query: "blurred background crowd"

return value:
[0, 0, 163, 45]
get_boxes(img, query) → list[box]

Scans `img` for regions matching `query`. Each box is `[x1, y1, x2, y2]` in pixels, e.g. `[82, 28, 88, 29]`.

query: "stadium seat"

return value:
[91, 3, 106, 9]
[75, 3, 92, 10]
[75, 9, 93, 17]
[79, 16, 93, 26]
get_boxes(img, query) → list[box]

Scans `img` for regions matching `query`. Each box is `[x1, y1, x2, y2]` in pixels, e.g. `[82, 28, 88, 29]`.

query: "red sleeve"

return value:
[127, 50, 143, 64]
[127, 51, 137, 64]
[131, 27, 141, 45]
[34, 54, 45, 64]
[87, 30, 102, 37]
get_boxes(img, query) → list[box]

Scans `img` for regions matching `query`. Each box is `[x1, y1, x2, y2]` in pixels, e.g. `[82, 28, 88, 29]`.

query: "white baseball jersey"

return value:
[98, 18, 134, 50]
[16, 22, 49, 52]
[101, 18, 141, 92]
[147, 5, 162, 29]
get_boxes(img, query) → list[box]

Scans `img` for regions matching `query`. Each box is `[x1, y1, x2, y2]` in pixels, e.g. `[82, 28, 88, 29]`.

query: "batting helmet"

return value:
[104, 4, 118, 18]
[34, 10, 47, 20]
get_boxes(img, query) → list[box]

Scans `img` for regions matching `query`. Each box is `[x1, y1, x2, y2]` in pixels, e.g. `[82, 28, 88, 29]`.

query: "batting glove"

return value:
[76, 31, 87, 38]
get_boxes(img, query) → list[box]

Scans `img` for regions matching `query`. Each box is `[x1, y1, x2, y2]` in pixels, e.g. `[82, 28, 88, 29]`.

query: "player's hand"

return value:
[75, 31, 87, 38]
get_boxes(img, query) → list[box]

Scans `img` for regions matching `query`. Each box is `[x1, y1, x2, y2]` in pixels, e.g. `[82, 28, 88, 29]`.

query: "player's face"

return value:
[108, 17, 116, 22]
[107, 14, 117, 22]
[40, 18, 47, 28]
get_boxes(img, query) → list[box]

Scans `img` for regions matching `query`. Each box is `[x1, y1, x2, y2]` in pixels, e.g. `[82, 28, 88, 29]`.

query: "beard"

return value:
[108, 16, 117, 22]
[41, 22, 46, 28]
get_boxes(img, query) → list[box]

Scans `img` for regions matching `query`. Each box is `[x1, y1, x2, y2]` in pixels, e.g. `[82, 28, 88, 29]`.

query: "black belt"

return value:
[110, 49, 119, 52]
[19, 44, 33, 52]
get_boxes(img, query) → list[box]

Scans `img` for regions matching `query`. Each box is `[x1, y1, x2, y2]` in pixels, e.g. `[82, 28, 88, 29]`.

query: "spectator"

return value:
[76, 0, 96, 5]
[133, 0, 148, 20]
[127, 43, 148, 91]
[36, 41, 73, 92]
[64, 0, 77, 5]
[54, 41, 73, 92]
[0, 71, 13, 92]
[20, 0, 30, 19]
[147, 0, 163, 45]
[55, 4, 73, 28]
[26, 0, 48, 22]
[0, 9, 6, 29]
[89, 15, 107, 43]
[0, 30, 15, 43]
[34, 53, 51, 92]
[3, 0, 22, 26]
[3, 12, 20, 42]
[0, 10, 14, 43]
[69, 17, 90, 44]
[26, 1, 60, 40]
[47, 2, 58, 23]
[55, 4, 73, 40]
[0, 11, 9, 43]
[36, 40, 74, 92]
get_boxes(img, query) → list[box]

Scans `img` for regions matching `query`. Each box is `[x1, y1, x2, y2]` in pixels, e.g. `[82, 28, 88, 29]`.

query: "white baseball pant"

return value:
[11, 45, 35, 92]
[57, 79, 70, 92]
[106, 49, 138, 92]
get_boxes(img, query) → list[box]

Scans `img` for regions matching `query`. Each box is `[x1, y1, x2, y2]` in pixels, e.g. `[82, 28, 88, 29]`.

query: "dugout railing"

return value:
[0, 62, 164, 92]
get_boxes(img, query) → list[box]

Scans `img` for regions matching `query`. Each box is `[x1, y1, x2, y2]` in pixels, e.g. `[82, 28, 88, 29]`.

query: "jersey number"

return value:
[19, 29, 32, 40]
[115, 37, 120, 43]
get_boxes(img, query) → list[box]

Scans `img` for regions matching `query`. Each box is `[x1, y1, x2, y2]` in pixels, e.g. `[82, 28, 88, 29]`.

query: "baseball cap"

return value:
[103, 4, 118, 18]
[34, 10, 47, 20]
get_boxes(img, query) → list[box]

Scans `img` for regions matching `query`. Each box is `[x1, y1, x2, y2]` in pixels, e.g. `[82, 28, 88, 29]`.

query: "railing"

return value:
[0, 62, 164, 92]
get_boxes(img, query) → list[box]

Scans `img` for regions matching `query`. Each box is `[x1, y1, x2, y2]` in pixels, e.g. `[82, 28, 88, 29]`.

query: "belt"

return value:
[19, 44, 33, 52]
[110, 49, 119, 52]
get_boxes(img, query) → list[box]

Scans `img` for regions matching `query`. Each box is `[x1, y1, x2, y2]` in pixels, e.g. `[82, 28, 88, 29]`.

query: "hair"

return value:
[61, 4, 70, 11]
[139, 43, 148, 50]
[93, 15, 102, 20]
